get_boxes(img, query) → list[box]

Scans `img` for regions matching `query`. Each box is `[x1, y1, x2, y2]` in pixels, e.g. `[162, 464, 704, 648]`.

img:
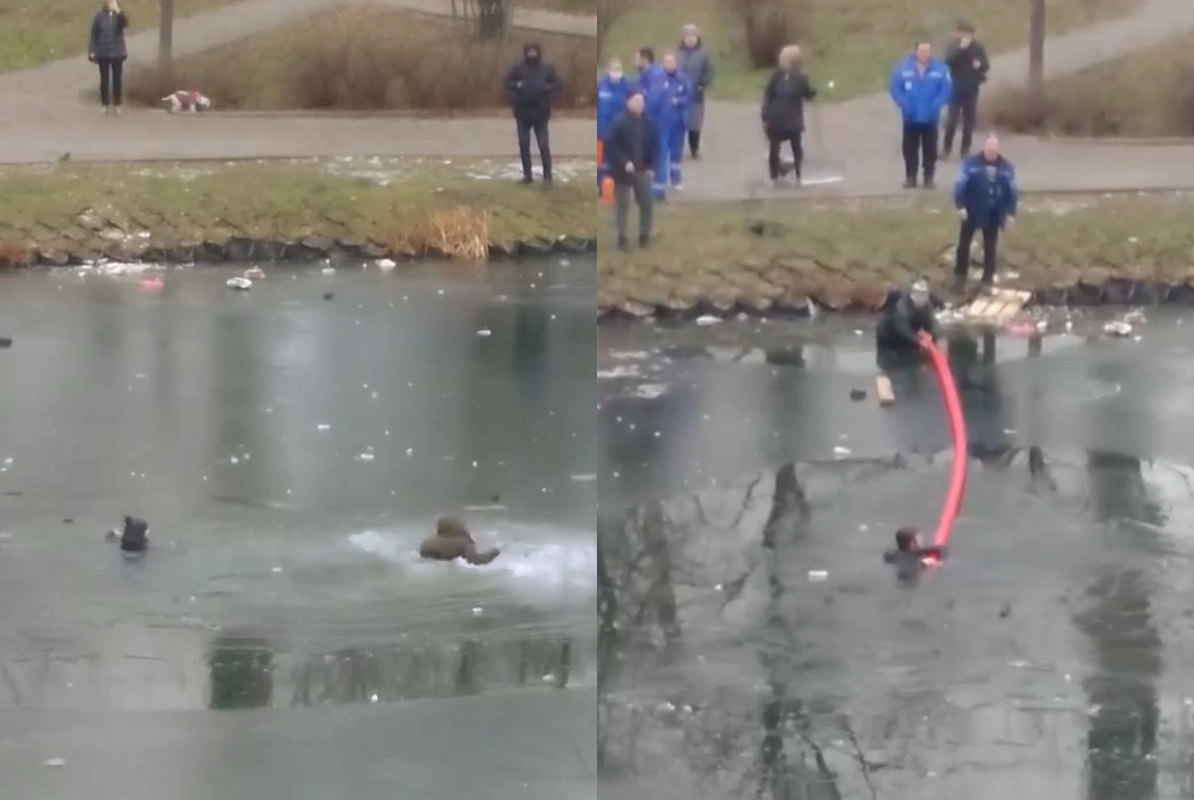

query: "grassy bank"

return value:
[0, 0, 238, 73]
[125, 6, 597, 112]
[984, 32, 1194, 137]
[601, 0, 1140, 102]
[0, 158, 594, 266]
[596, 193, 1194, 315]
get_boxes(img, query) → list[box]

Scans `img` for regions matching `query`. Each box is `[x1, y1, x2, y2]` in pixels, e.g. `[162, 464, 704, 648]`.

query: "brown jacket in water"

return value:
[418, 516, 501, 565]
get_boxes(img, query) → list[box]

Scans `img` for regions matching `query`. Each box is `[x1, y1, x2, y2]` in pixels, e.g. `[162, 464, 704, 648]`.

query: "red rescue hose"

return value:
[918, 332, 968, 549]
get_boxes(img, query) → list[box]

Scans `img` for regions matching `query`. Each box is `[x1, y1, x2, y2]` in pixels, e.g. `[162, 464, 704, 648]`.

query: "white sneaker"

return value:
[672, 184, 684, 192]
[114, 106, 123, 116]
[102, 105, 111, 115]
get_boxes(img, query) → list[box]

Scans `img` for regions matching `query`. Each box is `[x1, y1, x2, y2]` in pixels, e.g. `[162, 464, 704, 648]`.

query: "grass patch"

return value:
[597, 194, 1194, 312]
[983, 32, 1194, 137]
[0, 0, 239, 73]
[0, 159, 594, 263]
[600, 0, 1141, 102]
[125, 6, 596, 112]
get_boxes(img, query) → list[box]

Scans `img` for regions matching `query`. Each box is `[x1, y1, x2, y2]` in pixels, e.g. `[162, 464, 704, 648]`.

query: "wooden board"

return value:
[875, 375, 895, 406]
[961, 288, 1032, 324]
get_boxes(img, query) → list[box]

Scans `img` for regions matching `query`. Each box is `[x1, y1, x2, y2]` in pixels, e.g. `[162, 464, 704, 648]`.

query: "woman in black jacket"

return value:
[761, 45, 816, 185]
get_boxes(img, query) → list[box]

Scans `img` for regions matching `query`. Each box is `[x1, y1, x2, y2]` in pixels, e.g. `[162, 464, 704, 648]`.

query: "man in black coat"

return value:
[942, 21, 990, 160]
[602, 91, 657, 251]
[505, 42, 560, 187]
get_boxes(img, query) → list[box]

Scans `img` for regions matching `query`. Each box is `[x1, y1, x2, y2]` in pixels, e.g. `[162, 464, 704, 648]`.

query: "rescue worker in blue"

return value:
[597, 57, 629, 195]
[633, 47, 673, 200]
[660, 51, 692, 192]
[952, 132, 1018, 289]
[888, 41, 952, 189]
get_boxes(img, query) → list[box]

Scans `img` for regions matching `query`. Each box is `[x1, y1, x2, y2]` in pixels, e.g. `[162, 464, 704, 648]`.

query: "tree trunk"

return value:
[477, 0, 508, 41]
[1027, 0, 1045, 100]
[159, 0, 174, 71]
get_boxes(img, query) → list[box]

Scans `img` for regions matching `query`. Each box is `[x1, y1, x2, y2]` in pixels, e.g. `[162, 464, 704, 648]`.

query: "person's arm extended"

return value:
[888, 64, 905, 108]
[1005, 163, 1019, 218]
[975, 42, 990, 79]
[761, 71, 776, 121]
[952, 163, 971, 209]
[802, 74, 817, 100]
[117, 10, 129, 29]
[504, 63, 522, 101]
[542, 64, 561, 97]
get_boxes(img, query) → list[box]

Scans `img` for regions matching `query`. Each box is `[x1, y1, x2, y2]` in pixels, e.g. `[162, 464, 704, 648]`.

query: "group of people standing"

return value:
[597, 24, 715, 250]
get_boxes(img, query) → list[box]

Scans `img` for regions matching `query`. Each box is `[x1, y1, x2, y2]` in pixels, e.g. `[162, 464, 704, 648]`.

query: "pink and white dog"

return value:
[161, 89, 212, 113]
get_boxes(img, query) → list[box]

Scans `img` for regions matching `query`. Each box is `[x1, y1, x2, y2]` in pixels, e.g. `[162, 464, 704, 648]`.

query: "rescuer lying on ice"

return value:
[875, 278, 939, 372]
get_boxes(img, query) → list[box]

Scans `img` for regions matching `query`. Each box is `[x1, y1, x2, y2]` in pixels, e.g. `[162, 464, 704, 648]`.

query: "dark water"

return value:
[0, 259, 596, 799]
[598, 314, 1194, 799]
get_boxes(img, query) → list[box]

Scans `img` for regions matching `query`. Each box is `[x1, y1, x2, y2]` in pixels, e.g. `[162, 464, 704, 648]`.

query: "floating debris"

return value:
[1102, 320, 1132, 337]
[226, 276, 252, 290]
[833, 445, 852, 457]
[807, 570, 828, 582]
[477, 329, 492, 337]
[375, 258, 396, 270]
[321, 266, 336, 275]
[316, 423, 331, 431]
[849, 388, 866, 401]
[43, 758, 66, 768]
[694, 315, 721, 326]
[358, 452, 375, 462]
[244, 266, 265, 280]
[570, 473, 598, 482]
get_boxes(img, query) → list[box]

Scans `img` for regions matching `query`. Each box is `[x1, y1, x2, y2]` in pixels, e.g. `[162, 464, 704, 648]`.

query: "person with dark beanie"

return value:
[888, 40, 952, 189]
[505, 42, 560, 187]
[603, 90, 657, 251]
[761, 44, 816, 185]
[942, 21, 990, 159]
[88, 0, 129, 115]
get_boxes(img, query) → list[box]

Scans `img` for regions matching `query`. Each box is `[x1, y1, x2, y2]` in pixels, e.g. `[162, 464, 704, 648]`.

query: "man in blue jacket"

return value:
[597, 58, 629, 195]
[952, 133, 1018, 289]
[660, 51, 692, 191]
[634, 47, 672, 200]
[889, 41, 952, 189]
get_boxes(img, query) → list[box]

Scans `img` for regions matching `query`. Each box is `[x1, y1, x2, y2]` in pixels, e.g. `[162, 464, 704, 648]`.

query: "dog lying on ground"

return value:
[161, 90, 212, 113]
[418, 516, 500, 565]
[104, 515, 149, 553]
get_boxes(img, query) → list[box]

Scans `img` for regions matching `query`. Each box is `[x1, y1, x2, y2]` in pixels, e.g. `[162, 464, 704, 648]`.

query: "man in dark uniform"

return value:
[952, 132, 1018, 289]
[505, 42, 560, 187]
[604, 90, 657, 251]
[942, 21, 990, 160]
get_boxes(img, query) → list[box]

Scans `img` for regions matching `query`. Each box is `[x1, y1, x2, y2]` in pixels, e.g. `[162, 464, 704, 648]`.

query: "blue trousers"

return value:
[652, 125, 672, 200]
[667, 124, 685, 187]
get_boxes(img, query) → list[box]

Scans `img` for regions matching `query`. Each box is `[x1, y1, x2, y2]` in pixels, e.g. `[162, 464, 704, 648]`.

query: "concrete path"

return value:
[0, 0, 597, 164]
[682, 0, 1194, 200]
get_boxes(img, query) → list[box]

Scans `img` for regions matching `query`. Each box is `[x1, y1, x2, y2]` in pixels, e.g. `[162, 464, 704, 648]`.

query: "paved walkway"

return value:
[0, 0, 596, 163]
[683, 0, 1194, 200]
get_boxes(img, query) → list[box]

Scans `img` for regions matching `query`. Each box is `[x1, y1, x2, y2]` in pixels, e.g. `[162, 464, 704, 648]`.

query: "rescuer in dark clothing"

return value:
[942, 21, 990, 160]
[603, 90, 657, 250]
[505, 42, 560, 187]
[875, 278, 939, 370]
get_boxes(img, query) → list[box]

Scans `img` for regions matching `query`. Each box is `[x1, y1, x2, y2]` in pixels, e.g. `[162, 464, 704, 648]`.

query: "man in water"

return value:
[419, 516, 500, 565]
[875, 278, 938, 371]
[883, 526, 945, 580]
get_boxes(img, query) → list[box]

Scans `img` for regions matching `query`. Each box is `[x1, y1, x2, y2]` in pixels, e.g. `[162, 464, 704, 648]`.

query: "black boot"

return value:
[519, 175, 533, 185]
[617, 238, 630, 252]
[639, 233, 651, 249]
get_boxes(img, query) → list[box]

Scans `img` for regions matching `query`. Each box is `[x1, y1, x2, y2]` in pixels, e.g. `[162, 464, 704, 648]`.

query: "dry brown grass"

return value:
[983, 33, 1194, 137]
[396, 207, 492, 260]
[125, 6, 597, 112]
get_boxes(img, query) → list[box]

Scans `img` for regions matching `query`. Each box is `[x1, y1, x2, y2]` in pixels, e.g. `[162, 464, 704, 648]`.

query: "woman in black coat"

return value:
[761, 45, 817, 184]
[88, 0, 129, 114]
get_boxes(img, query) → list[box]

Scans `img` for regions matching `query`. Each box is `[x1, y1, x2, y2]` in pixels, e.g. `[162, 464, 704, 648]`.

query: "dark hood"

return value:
[523, 42, 542, 63]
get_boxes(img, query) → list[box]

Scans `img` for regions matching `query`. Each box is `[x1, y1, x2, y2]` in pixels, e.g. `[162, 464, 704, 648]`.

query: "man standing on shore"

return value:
[888, 41, 952, 189]
[603, 91, 657, 251]
[952, 133, 1017, 289]
[660, 52, 692, 191]
[942, 21, 990, 160]
[598, 58, 629, 195]
[634, 48, 672, 200]
[505, 42, 560, 188]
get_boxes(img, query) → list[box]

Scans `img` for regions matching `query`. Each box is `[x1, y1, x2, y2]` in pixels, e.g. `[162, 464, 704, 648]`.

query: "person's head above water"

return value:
[895, 526, 922, 552]
[908, 278, 930, 308]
